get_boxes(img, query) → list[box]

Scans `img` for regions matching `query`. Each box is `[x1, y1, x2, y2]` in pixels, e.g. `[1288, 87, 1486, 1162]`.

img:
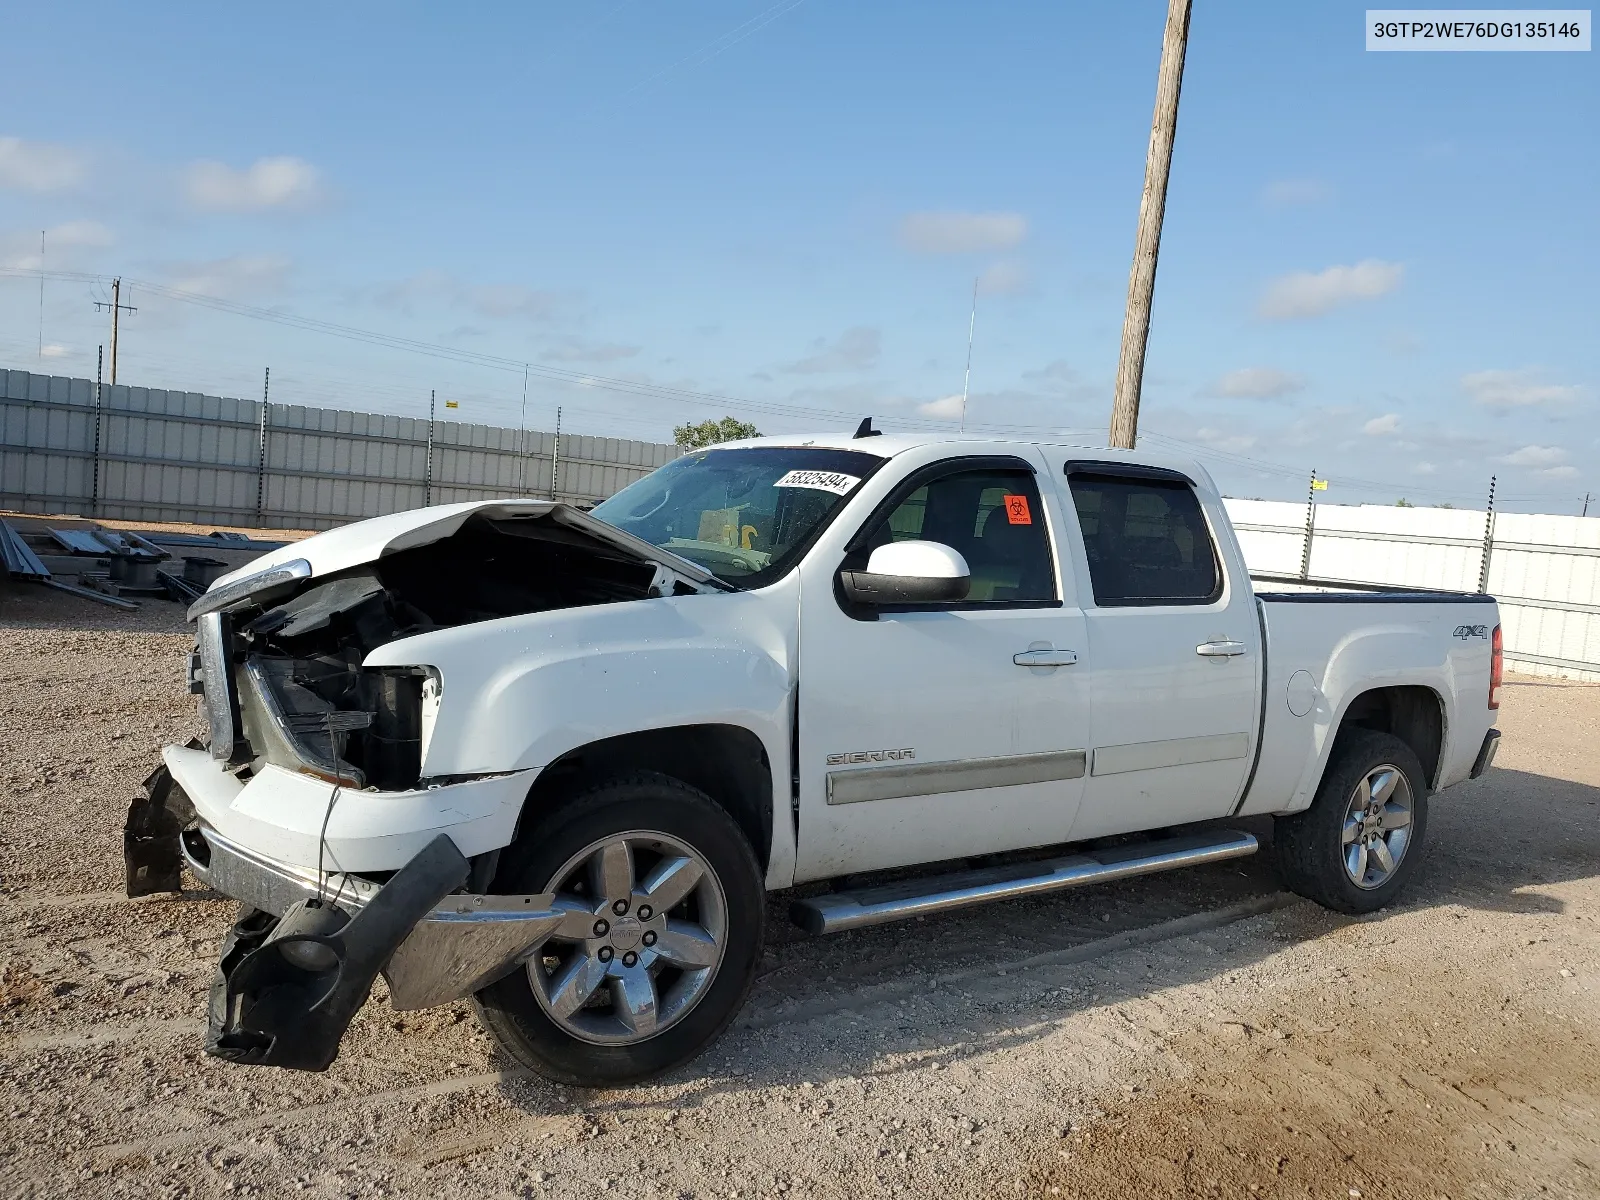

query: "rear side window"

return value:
[1068, 473, 1219, 606]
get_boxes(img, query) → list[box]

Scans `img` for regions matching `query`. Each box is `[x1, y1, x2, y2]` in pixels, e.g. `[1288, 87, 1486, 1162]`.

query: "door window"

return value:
[858, 468, 1056, 603]
[1068, 473, 1219, 606]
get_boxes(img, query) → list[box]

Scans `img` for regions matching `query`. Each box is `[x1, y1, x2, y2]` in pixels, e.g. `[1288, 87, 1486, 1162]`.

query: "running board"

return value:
[789, 829, 1260, 935]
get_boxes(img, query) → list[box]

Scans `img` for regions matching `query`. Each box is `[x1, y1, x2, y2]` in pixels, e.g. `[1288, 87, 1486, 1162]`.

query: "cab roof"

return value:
[708, 430, 1218, 492]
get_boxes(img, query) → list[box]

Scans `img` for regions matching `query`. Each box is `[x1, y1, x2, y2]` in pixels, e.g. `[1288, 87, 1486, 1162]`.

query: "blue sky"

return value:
[1, 1, 1594, 510]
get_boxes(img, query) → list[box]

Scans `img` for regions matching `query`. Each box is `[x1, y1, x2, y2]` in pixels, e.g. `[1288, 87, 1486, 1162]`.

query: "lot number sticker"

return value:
[774, 469, 861, 495]
[1003, 494, 1032, 524]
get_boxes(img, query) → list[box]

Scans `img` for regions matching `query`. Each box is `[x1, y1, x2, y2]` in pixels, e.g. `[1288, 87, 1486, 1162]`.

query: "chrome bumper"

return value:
[183, 824, 568, 1010]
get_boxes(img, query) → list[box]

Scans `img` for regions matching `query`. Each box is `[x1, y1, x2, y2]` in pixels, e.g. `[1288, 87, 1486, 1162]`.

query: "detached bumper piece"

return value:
[206, 834, 469, 1072]
[124, 760, 198, 897]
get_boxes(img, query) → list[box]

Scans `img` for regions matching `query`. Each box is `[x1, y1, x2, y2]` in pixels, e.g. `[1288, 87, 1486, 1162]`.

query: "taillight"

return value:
[1489, 624, 1503, 710]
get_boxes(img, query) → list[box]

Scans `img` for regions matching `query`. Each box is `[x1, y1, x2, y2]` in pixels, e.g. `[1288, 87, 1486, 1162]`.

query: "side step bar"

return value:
[789, 829, 1259, 935]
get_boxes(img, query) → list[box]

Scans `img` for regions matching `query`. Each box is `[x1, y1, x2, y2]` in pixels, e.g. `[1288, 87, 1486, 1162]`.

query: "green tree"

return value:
[1395, 498, 1414, 507]
[673, 416, 761, 449]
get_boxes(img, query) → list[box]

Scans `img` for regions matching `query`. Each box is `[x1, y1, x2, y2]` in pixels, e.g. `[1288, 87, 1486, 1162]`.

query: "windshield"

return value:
[591, 446, 885, 588]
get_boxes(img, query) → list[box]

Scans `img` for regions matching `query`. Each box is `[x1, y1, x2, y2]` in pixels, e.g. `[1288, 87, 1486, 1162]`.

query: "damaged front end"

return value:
[123, 502, 718, 1070]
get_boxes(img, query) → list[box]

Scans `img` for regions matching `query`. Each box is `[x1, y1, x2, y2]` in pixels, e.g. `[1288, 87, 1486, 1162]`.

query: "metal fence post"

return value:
[425, 389, 436, 506]
[1298, 469, 1317, 580]
[1478, 475, 1497, 593]
[90, 345, 104, 517]
[255, 367, 269, 524]
[551, 406, 562, 502]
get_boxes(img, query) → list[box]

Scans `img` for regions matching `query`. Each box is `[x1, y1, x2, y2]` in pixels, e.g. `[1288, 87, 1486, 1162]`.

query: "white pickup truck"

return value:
[125, 430, 1503, 1085]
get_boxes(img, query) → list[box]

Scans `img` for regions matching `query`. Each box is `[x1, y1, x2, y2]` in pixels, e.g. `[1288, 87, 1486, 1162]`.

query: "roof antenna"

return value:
[853, 417, 881, 439]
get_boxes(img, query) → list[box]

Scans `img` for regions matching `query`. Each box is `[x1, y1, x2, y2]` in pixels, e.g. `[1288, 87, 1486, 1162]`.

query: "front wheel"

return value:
[1273, 728, 1429, 914]
[473, 772, 764, 1086]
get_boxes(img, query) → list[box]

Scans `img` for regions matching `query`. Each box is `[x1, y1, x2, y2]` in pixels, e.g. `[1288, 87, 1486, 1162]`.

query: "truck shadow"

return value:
[488, 762, 1600, 1117]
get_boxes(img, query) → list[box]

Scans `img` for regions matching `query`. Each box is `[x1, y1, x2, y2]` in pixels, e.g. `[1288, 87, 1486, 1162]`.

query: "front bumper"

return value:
[162, 743, 534, 873]
[182, 822, 570, 1012]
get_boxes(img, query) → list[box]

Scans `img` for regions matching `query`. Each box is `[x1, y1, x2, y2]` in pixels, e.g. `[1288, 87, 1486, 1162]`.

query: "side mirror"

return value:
[839, 540, 971, 605]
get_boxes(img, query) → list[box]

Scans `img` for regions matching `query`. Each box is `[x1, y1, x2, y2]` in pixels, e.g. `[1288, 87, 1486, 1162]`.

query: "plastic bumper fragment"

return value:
[204, 834, 469, 1072]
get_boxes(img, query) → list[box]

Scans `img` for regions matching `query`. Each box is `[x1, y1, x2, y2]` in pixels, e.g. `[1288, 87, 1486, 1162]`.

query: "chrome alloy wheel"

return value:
[1341, 764, 1415, 890]
[527, 831, 728, 1046]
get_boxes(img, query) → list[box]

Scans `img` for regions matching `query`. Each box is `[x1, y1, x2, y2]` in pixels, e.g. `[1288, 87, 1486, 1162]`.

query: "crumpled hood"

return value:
[209, 500, 721, 596]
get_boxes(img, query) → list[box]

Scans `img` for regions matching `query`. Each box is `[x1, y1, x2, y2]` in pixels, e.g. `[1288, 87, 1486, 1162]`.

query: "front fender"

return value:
[362, 586, 796, 782]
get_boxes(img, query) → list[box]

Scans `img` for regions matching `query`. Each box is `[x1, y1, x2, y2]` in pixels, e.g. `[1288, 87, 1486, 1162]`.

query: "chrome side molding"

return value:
[826, 748, 1087, 806]
[789, 829, 1259, 935]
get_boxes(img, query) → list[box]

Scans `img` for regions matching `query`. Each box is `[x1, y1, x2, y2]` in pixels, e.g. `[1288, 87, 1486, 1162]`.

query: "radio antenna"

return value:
[959, 276, 977, 432]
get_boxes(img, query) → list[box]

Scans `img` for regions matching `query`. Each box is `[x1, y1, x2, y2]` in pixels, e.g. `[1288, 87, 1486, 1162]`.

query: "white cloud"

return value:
[1211, 366, 1304, 399]
[1415, 461, 1437, 475]
[1543, 465, 1580, 478]
[1503, 444, 1568, 470]
[1363, 413, 1400, 436]
[1259, 259, 1403, 320]
[185, 156, 321, 212]
[900, 211, 1028, 254]
[169, 254, 291, 298]
[0, 136, 88, 192]
[1, 219, 114, 269]
[1262, 178, 1331, 208]
[918, 394, 966, 420]
[784, 327, 881, 374]
[539, 341, 641, 364]
[40, 343, 70, 358]
[1193, 427, 1258, 454]
[376, 271, 563, 321]
[976, 259, 1027, 295]
[1462, 368, 1582, 409]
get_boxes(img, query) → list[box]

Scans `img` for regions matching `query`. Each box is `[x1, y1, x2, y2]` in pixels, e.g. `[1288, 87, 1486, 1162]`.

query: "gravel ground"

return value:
[2, 578, 1597, 1199]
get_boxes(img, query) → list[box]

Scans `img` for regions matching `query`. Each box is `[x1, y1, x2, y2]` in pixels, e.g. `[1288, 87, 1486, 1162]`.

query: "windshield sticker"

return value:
[1003, 494, 1032, 525]
[774, 469, 861, 495]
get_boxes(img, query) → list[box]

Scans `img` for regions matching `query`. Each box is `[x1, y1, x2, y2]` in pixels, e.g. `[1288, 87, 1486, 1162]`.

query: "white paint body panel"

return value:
[170, 434, 1500, 889]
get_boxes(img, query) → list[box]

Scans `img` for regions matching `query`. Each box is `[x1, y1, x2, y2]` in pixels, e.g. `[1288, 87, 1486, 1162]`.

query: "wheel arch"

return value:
[1332, 684, 1446, 789]
[515, 723, 775, 877]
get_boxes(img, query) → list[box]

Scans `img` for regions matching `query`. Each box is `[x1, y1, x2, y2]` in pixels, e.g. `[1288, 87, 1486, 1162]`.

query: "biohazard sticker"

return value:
[774, 469, 861, 495]
[1003, 494, 1032, 524]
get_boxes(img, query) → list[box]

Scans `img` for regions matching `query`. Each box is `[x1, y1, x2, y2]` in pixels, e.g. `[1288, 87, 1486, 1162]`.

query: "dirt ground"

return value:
[2, 578, 1597, 1199]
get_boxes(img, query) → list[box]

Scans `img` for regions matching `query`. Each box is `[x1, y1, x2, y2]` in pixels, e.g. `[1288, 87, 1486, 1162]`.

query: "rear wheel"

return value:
[1273, 728, 1429, 914]
[473, 772, 764, 1086]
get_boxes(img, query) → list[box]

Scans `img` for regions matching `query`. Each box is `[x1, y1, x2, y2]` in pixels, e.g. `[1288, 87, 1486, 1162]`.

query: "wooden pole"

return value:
[1108, 0, 1193, 450]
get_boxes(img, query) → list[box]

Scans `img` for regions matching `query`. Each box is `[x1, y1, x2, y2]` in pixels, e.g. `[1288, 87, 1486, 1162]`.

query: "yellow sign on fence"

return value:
[1311, 478, 1328, 491]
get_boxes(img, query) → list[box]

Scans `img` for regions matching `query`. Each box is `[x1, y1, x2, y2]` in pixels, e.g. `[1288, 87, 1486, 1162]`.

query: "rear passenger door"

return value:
[1057, 463, 1261, 839]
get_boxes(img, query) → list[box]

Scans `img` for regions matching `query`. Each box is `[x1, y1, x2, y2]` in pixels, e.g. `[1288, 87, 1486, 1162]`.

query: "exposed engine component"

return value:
[205, 512, 674, 790]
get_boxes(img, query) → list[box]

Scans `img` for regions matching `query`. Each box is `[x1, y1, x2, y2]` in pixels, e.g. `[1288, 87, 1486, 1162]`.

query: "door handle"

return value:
[1196, 639, 1247, 657]
[1013, 648, 1078, 667]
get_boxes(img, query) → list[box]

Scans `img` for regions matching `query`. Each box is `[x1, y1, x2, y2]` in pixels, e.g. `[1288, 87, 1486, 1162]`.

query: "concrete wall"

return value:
[0, 369, 677, 530]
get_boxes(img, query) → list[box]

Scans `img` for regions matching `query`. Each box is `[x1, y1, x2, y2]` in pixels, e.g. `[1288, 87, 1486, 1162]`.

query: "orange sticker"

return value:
[1003, 494, 1032, 525]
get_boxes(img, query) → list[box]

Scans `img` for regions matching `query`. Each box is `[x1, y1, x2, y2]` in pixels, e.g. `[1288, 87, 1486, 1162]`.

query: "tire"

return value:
[1273, 728, 1429, 915]
[473, 771, 764, 1087]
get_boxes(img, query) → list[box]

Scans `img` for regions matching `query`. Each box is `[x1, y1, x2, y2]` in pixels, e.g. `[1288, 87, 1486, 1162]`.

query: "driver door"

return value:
[792, 454, 1092, 882]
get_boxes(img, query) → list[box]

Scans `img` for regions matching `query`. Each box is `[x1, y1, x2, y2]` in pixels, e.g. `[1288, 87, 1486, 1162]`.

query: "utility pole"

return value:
[1583, 492, 1592, 518]
[94, 277, 137, 385]
[1108, 0, 1193, 450]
